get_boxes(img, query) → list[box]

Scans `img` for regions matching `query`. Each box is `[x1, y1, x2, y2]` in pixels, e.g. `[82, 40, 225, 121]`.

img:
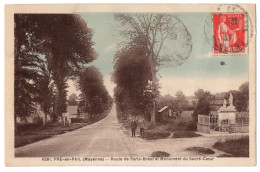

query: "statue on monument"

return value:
[223, 99, 227, 107]
[219, 93, 236, 112]
[229, 93, 233, 106]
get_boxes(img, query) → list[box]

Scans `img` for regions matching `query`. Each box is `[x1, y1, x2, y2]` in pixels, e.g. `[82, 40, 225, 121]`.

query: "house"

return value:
[210, 93, 225, 110]
[157, 106, 176, 122]
[61, 105, 79, 126]
[68, 106, 79, 118]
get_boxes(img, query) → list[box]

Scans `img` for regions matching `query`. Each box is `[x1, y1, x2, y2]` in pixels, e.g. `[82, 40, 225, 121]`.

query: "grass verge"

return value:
[213, 136, 249, 157]
[172, 131, 201, 138]
[15, 103, 112, 148]
[145, 130, 171, 140]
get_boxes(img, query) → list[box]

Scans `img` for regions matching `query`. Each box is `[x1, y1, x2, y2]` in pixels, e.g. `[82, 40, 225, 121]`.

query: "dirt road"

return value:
[16, 104, 242, 157]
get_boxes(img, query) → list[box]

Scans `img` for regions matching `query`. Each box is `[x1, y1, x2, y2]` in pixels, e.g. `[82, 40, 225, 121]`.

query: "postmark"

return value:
[204, 4, 254, 56]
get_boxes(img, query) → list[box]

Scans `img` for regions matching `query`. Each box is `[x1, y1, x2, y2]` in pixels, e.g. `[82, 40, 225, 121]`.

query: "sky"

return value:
[67, 12, 248, 97]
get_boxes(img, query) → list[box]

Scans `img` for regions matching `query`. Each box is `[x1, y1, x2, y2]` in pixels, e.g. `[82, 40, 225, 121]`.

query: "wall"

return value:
[197, 123, 210, 133]
[230, 124, 249, 133]
[161, 111, 169, 121]
[218, 112, 236, 124]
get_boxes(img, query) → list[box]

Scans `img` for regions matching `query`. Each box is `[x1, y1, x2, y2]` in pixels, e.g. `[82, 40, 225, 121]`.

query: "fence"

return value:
[197, 113, 249, 133]
[236, 113, 249, 124]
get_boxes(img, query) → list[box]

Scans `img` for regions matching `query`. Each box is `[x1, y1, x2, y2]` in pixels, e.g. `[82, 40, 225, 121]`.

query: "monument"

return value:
[218, 93, 237, 124]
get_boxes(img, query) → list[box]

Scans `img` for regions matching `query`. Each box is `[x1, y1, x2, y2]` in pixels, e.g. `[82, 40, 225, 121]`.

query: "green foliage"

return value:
[238, 82, 249, 112]
[213, 136, 249, 157]
[186, 147, 215, 154]
[224, 82, 249, 112]
[77, 66, 110, 117]
[14, 14, 97, 125]
[156, 91, 188, 114]
[34, 57, 53, 125]
[68, 93, 78, 106]
[172, 131, 201, 138]
[192, 89, 211, 122]
[151, 151, 170, 157]
[114, 14, 192, 123]
[113, 48, 152, 90]
[113, 48, 153, 118]
[14, 15, 42, 121]
[30, 14, 96, 118]
[156, 95, 176, 112]
[175, 90, 188, 112]
[144, 131, 171, 140]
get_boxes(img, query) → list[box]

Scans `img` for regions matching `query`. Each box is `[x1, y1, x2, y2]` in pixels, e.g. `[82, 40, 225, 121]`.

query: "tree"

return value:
[192, 89, 211, 123]
[14, 14, 43, 133]
[113, 87, 126, 116]
[239, 82, 249, 111]
[175, 90, 188, 113]
[77, 66, 109, 118]
[115, 13, 192, 122]
[224, 82, 249, 112]
[68, 93, 78, 106]
[113, 48, 153, 119]
[156, 94, 176, 110]
[113, 48, 152, 91]
[14, 14, 97, 134]
[34, 57, 53, 127]
[19, 14, 96, 120]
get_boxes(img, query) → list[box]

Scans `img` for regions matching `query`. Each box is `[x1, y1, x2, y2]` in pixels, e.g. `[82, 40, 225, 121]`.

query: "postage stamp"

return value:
[212, 13, 245, 55]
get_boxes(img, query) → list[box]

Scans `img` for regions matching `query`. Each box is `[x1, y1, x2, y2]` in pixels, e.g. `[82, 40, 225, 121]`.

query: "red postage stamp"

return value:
[213, 13, 245, 54]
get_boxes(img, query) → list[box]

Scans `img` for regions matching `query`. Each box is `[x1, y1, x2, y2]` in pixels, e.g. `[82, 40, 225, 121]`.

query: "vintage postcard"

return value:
[5, 4, 256, 166]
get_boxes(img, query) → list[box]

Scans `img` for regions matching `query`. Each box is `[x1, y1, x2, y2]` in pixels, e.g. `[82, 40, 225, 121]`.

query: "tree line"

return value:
[77, 66, 111, 119]
[15, 14, 110, 133]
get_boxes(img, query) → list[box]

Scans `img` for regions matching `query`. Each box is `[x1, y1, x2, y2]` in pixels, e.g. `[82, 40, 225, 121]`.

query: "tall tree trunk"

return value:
[150, 59, 157, 123]
[43, 113, 47, 127]
[151, 95, 156, 123]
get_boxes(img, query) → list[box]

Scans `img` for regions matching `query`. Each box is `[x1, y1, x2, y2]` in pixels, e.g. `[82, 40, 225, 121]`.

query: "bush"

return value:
[165, 118, 190, 132]
[151, 151, 170, 157]
[32, 116, 43, 125]
[16, 123, 42, 134]
[71, 118, 83, 123]
[186, 147, 215, 154]
[173, 131, 201, 138]
[187, 121, 197, 131]
[145, 130, 171, 140]
[146, 123, 156, 130]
